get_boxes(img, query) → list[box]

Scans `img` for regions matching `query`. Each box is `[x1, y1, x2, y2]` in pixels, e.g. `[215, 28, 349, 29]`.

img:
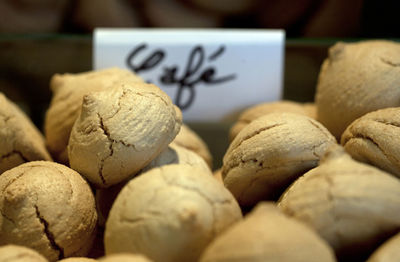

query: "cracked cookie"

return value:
[278, 146, 400, 261]
[68, 81, 182, 188]
[0, 93, 52, 174]
[104, 164, 242, 262]
[341, 107, 400, 177]
[95, 143, 211, 227]
[45, 67, 143, 164]
[0, 245, 48, 262]
[222, 112, 336, 208]
[171, 124, 213, 169]
[98, 253, 152, 262]
[366, 232, 400, 262]
[229, 100, 317, 141]
[199, 202, 336, 262]
[0, 161, 98, 262]
[315, 40, 400, 139]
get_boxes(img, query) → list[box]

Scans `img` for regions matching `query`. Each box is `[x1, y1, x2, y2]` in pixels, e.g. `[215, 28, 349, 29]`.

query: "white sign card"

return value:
[94, 29, 285, 122]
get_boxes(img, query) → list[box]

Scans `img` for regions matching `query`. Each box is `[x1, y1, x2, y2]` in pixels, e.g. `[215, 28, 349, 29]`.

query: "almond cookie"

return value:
[366, 232, 400, 262]
[315, 40, 400, 139]
[341, 107, 400, 177]
[200, 202, 336, 262]
[223, 112, 336, 208]
[96, 144, 211, 227]
[171, 124, 213, 169]
[104, 164, 242, 262]
[68, 81, 182, 188]
[0, 93, 52, 174]
[278, 146, 400, 261]
[45, 67, 143, 164]
[229, 100, 317, 141]
[0, 245, 48, 262]
[0, 161, 98, 262]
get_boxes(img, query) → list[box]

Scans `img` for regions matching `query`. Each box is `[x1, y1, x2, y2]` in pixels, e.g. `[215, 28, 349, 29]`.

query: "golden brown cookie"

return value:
[223, 112, 336, 208]
[45, 67, 143, 164]
[341, 107, 400, 177]
[68, 81, 182, 188]
[104, 164, 242, 262]
[229, 100, 317, 141]
[278, 146, 400, 261]
[95, 144, 211, 227]
[172, 124, 213, 169]
[0, 245, 48, 262]
[0, 161, 98, 262]
[315, 40, 400, 139]
[0, 93, 52, 174]
[200, 202, 336, 262]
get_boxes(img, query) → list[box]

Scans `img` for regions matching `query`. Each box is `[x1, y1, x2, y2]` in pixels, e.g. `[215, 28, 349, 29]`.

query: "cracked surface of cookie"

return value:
[68, 81, 182, 188]
[278, 146, 400, 261]
[0, 161, 98, 262]
[171, 124, 213, 169]
[45, 67, 143, 164]
[222, 112, 336, 208]
[229, 100, 317, 142]
[200, 202, 336, 262]
[0, 93, 52, 174]
[366, 232, 400, 262]
[341, 107, 400, 177]
[104, 164, 242, 262]
[0, 245, 48, 262]
[96, 144, 211, 227]
[315, 40, 400, 139]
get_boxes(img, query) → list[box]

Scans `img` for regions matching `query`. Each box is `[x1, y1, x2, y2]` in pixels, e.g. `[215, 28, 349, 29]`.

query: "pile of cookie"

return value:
[1, 39, 400, 262]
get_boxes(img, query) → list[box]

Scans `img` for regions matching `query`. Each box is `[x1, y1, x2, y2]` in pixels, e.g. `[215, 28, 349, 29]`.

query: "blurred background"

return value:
[0, 0, 398, 167]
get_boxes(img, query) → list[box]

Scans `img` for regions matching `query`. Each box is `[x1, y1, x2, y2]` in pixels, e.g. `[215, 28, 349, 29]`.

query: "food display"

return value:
[1, 39, 400, 262]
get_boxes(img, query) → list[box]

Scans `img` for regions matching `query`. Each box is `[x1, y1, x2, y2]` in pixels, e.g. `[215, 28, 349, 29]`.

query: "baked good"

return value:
[278, 146, 400, 261]
[0, 93, 51, 174]
[0, 245, 48, 262]
[223, 112, 336, 207]
[200, 202, 336, 262]
[0, 161, 98, 261]
[104, 164, 242, 262]
[341, 107, 400, 177]
[366, 232, 400, 262]
[229, 100, 317, 141]
[57, 258, 96, 262]
[315, 40, 400, 139]
[96, 144, 211, 227]
[68, 81, 182, 188]
[171, 124, 213, 168]
[45, 67, 143, 164]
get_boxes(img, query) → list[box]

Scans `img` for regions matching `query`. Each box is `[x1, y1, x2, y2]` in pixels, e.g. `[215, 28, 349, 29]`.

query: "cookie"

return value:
[341, 107, 400, 177]
[315, 40, 400, 139]
[68, 81, 182, 188]
[0, 93, 52, 174]
[278, 146, 400, 261]
[229, 100, 317, 141]
[45, 67, 143, 164]
[223, 112, 336, 207]
[200, 202, 336, 262]
[104, 164, 242, 262]
[0, 161, 98, 261]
